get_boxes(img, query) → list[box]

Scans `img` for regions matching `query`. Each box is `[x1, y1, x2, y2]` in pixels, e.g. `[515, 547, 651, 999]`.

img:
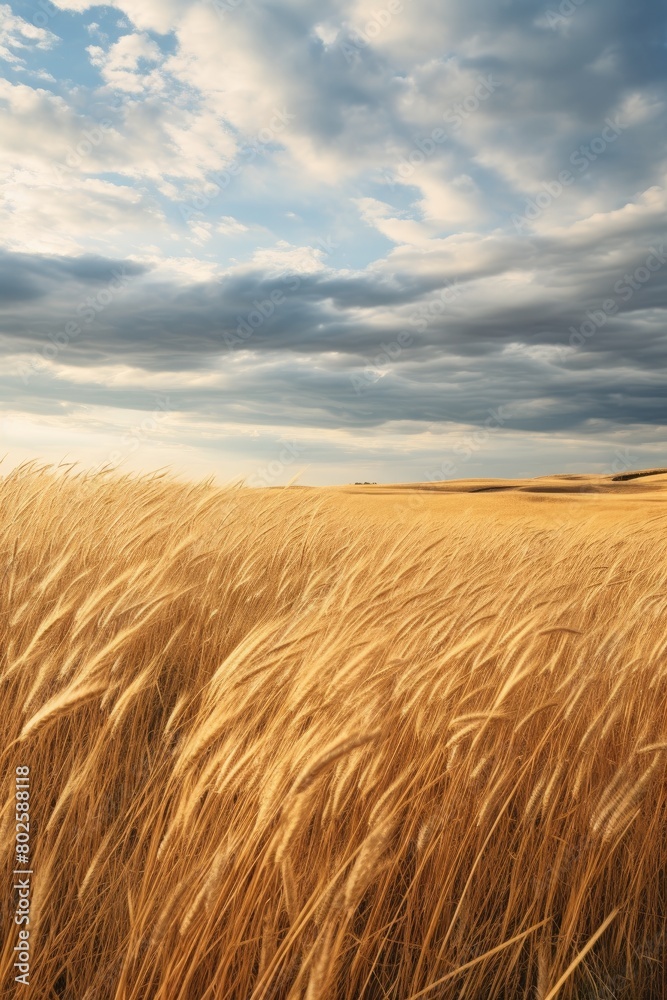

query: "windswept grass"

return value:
[1, 465, 666, 999]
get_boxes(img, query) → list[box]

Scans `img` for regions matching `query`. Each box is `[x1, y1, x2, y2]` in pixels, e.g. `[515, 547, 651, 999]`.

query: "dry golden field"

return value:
[1, 465, 667, 999]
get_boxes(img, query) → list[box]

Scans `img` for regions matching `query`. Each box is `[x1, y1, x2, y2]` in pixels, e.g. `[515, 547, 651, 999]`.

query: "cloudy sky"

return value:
[0, 0, 665, 484]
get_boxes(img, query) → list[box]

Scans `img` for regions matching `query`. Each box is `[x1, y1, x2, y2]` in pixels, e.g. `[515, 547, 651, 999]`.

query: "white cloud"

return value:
[0, 69, 243, 257]
[356, 172, 483, 248]
[249, 241, 328, 273]
[0, 4, 58, 66]
[533, 184, 667, 244]
[218, 216, 249, 235]
[87, 32, 163, 93]
[0, 174, 161, 254]
[0, 79, 87, 169]
[313, 23, 339, 45]
[48, 0, 189, 33]
[25, 68, 57, 82]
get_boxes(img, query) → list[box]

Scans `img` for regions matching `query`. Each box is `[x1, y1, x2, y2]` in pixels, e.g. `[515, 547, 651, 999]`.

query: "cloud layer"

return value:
[1, 0, 665, 482]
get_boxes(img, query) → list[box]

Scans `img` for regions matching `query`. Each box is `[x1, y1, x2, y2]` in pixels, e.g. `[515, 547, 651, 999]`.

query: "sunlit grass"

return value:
[1, 464, 666, 998]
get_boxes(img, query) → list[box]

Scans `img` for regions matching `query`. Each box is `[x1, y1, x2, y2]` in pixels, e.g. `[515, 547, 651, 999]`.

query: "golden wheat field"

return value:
[1, 464, 667, 1000]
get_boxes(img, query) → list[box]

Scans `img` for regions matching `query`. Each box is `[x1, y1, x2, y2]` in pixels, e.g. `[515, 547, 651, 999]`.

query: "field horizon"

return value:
[1, 462, 666, 999]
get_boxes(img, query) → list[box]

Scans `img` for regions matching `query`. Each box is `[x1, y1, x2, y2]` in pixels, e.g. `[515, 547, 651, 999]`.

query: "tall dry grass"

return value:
[1, 465, 666, 999]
